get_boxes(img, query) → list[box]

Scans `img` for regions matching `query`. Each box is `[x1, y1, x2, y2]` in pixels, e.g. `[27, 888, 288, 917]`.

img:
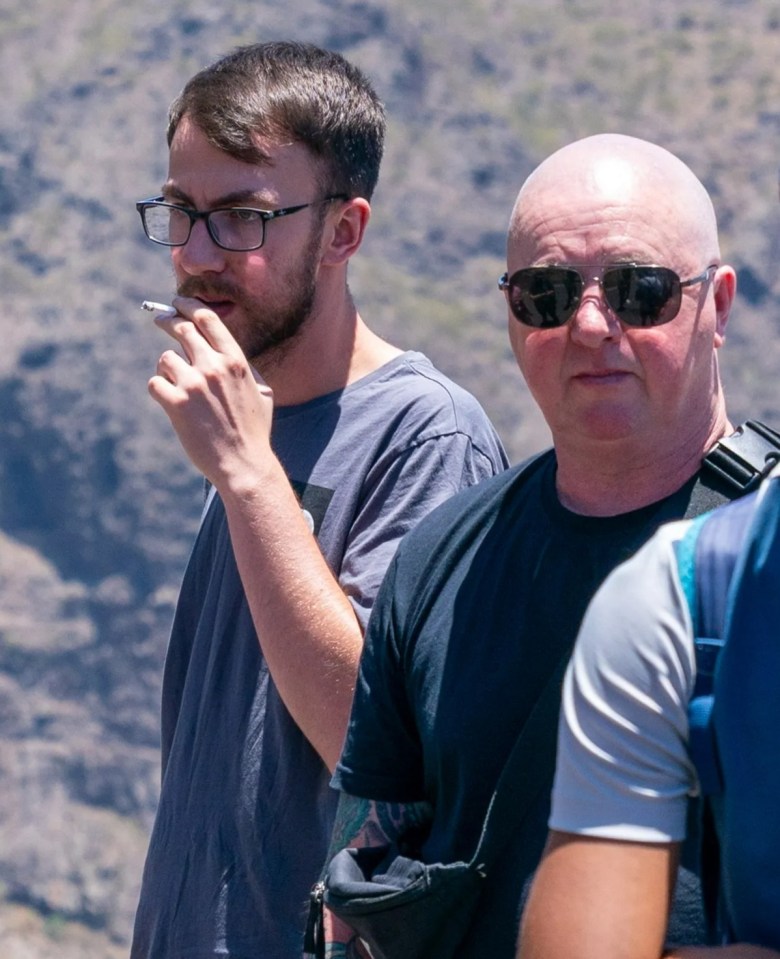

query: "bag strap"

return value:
[467, 649, 571, 872]
[701, 419, 780, 495]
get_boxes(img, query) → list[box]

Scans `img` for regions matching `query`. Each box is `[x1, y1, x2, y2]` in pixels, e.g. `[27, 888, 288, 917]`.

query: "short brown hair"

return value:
[167, 41, 385, 200]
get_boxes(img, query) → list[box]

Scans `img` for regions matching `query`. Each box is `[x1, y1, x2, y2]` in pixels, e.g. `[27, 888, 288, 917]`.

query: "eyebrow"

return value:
[161, 184, 277, 209]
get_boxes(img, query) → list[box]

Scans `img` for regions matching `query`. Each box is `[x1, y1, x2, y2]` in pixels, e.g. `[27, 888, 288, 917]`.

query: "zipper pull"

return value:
[304, 880, 326, 957]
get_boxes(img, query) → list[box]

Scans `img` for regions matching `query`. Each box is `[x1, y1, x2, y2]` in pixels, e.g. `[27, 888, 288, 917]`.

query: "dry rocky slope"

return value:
[3, 0, 780, 954]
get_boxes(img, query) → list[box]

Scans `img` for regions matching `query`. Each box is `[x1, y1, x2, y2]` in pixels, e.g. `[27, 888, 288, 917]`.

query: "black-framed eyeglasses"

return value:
[135, 193, 348, 252]
[498, 263, 717, 329]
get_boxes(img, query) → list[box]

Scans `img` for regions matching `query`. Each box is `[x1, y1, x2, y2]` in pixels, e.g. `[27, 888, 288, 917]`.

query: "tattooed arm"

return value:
[321, 792, 432, 958]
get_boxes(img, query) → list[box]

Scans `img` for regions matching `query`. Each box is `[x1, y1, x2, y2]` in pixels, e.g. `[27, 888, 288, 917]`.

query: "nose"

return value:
[568, 279, 622, 347]
[172, 218, 227, 276]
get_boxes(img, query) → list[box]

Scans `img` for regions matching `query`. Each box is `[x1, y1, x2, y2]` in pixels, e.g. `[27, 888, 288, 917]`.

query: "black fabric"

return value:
[319, 849, 484, 959]
[335, 451, 739, 957]
[317, 640, 569, 959]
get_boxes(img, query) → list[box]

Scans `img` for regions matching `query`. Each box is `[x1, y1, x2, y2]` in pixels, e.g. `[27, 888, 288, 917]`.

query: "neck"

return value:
[254, 283, 402, 407]
[553, 403, 732, 516]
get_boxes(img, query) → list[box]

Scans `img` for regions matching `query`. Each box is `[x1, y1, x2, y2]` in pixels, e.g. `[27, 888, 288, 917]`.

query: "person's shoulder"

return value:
[582, 517, 694, 650]
[352, 352, 509, 469]
[377, 352, 499, 428]
[609, 518, 692, 591]
[396, 449, 552, 553]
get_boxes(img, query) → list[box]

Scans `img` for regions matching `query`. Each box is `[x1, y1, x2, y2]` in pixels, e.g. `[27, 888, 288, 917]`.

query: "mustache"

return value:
[177, 277, 243, 301]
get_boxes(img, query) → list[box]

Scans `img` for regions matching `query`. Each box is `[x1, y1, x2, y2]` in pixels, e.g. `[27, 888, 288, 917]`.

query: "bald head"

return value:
[501, 132, 735, 502]
[509, 134, 721, 269]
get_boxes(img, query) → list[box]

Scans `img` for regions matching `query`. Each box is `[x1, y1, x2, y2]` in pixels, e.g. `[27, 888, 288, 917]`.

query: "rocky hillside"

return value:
[3, 0, 780, 954]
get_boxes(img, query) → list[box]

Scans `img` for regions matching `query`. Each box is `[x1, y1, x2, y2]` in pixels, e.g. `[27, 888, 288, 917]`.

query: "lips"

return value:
[573, 369, 632, 386]
[177, 281, 240, 315]
[194, 297, 236, 319]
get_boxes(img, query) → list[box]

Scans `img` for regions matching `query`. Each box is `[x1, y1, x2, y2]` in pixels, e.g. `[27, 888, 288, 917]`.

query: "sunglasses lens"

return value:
[505, 268, 582, 327]
[602, 266, 682, 328]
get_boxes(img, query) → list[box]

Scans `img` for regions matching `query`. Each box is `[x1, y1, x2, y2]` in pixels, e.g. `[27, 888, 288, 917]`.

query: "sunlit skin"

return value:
[519, 833, 780, 959]
[160, 116, 399, 404]
[504, 135, 736, 516]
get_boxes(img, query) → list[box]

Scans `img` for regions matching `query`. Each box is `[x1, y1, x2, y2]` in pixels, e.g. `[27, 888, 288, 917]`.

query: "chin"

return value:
[574, 410, 639, 443]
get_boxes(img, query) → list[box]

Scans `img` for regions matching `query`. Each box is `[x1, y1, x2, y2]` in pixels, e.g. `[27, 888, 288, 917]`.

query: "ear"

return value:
[320, 198, 371, 267]
[712, 264, 736, 347]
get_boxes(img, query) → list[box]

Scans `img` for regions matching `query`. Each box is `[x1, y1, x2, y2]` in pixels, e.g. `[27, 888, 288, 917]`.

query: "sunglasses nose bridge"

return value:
[578, 271, 606, 303]
[570, 272, 604, 312]
[568, 273, 623, 339]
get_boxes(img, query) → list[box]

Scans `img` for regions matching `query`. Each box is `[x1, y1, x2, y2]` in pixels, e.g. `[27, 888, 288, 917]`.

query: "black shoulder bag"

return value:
[305, 651, 570, 959]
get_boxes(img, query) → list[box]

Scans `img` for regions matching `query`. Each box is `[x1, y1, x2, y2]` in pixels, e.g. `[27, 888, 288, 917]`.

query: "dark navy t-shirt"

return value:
[129, 353, 507, 959]
[335, 452, 734, 957]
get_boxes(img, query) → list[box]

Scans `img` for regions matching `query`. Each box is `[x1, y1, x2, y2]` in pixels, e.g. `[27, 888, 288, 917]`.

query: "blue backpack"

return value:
[676, 476, 780, 948]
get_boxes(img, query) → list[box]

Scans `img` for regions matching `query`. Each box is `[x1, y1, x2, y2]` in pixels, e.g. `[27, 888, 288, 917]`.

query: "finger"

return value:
[148, 371, 187, 408]
[154, 313, 207, 365]
[172, 296, 242, 355]
[155, 347, 192, 381]
[148, 347, 207, 405]
[155, 307, 239, 369]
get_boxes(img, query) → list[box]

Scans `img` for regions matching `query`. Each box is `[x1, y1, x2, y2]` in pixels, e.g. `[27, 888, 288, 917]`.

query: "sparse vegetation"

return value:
[3, 1, 780, 955]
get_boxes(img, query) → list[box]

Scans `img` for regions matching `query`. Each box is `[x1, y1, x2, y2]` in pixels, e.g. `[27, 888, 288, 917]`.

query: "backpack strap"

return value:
[676, 487, 762, 942]
[677, 495, 756, 793]
[676, 515, 726, 800]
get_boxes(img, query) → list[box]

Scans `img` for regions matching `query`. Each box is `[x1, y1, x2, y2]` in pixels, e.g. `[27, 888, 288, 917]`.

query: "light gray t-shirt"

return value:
[130, 351, 507, 959]
[550, 519, 700, 843]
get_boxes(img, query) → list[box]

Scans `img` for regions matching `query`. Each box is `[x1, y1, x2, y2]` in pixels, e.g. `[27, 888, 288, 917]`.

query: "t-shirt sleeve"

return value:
[340, 427, 506, 631]
[550, 520, 699, 843]
[333, 548, 425, 802]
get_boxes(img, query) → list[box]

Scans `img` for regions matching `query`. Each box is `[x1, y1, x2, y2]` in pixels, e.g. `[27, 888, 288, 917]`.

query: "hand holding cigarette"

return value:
[146, 294, 275, 490]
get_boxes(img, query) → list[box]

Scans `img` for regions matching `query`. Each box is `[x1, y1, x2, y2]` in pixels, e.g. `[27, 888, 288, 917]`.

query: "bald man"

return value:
[517, 480, 780, 959]
[319, 134, 745, 958]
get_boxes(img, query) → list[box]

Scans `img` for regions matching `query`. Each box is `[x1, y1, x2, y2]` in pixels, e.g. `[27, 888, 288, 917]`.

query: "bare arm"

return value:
[518, 832, 780, 959]
[148, 299, 364, 771]
[518, 831, 677, 959]
[321, 793, 432, 956]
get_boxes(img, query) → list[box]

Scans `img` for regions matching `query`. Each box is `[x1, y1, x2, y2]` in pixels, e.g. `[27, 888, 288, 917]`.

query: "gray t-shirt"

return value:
[550, 518, 700, 843]
[130, 351, 507, 959]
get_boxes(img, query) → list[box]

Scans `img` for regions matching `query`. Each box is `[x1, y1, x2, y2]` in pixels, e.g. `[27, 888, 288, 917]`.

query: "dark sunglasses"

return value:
[498, 263, 716, 329]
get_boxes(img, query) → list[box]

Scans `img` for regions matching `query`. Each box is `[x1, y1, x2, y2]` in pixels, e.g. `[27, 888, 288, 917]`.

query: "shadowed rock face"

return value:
[3, 1, 780, 954]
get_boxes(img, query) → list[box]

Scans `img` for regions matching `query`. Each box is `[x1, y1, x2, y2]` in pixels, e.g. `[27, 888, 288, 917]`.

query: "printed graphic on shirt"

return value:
[290, 480, 335, 537]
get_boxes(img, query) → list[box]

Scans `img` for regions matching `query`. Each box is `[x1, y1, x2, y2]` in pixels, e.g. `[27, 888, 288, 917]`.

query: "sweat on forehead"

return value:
[509, 134, 719, 257]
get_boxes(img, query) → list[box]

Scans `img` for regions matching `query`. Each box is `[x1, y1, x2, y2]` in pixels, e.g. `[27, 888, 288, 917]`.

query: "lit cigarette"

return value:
[141, 300, 177, 315]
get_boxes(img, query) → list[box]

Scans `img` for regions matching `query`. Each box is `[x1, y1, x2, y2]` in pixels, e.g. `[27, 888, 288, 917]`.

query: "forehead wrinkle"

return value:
[511, 198, 651, 266]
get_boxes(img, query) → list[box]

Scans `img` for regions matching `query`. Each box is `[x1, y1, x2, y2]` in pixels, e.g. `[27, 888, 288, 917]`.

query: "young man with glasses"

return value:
[321, 133, 760, 957]
[129, 41, 507, 959]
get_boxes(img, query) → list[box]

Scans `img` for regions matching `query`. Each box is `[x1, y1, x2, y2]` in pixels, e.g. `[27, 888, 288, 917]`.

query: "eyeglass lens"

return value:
[142, 205, 266, 251]
[505, 266, 685, 329]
